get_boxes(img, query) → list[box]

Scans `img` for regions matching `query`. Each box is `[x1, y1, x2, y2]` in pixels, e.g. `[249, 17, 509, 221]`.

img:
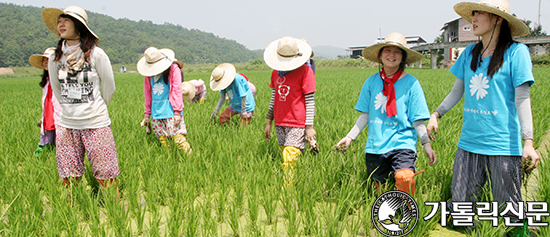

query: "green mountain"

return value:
[0, 3, 263, 67]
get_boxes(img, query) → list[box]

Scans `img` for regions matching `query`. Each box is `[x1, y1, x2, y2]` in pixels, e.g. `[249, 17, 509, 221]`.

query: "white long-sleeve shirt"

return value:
[48, 44, 115, 129]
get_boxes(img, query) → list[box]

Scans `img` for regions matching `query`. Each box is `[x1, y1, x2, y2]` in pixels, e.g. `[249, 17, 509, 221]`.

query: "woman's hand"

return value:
[173, 114, 182, 125]
[305, 125, 316, 143]
[335, 137, 352, 151]
[523, 140, 541, 170]
[423, 142, 437, 166]
[427, 112, 440, 141]
[264, 121, 272, 141]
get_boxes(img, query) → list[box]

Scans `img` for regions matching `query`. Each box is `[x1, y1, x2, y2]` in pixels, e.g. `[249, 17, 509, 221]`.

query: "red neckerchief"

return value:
[380, 68, 403, 117]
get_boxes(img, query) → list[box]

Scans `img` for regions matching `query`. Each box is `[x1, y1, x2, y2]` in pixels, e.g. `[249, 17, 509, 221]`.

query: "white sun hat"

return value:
[263, 36, 312, 71]
[209, 63, 236, 91]
[42, 5, 99, 39]
[29, 47, 56, 69]
[137, 47, 176, 77]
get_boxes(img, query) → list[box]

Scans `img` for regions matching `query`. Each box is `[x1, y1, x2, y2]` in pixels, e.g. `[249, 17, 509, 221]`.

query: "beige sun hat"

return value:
[181, 82, 197, 102]
[454, 0, 529, 37]
[263, 36, 312, 71]
[361, 32, 423, 65]
[29, 47, 56, 69]
[210, 63, 236, 91]
[137, 47, 176, 77]
[42, 5, 99, 39]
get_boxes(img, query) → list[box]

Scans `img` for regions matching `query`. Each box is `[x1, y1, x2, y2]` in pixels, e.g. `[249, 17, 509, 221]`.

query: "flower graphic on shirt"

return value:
[153, 82, 165, 96]
[227, 90, 234, 100]
[469, 73, 489, 100]
[374, 92, 387, 114]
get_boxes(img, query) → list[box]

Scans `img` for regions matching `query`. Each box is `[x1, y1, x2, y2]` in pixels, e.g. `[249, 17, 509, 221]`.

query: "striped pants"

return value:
[450, 148, 523, 221]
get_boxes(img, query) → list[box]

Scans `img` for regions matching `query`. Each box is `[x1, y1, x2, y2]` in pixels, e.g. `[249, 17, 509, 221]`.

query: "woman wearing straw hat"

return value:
[187, 79, 207, 104]
[263, 36, 318, 187]
[427, 0, 539, 235]
[42, 5, 119, 197]
[29, 47, 61, 158]
[138, 47, 192, 154]
[334, 32, 437, 197]
[209, 63, 256, 125]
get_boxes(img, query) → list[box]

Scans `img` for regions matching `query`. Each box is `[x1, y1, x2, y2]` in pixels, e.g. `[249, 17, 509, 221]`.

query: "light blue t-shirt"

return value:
[450, 43, 534, 156]
[355, 73, 430, 154]
[220, 73, 255, 112]
[150, 76, 174, 120]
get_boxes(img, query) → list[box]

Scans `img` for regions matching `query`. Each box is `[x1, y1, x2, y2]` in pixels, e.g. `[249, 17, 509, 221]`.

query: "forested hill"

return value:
[0, 3, 263, 67]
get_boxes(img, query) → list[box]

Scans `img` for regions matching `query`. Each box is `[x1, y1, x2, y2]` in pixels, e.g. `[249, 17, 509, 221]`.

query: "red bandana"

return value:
[380, 68, 403, 117]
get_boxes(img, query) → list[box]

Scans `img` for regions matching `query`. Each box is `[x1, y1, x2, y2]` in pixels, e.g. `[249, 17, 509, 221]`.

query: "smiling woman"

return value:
[335, 32, 436, 197]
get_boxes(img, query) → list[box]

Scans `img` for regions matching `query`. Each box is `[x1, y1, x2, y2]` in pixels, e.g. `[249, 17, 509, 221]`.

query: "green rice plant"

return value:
[246, 176, 260, 233]
[280, 188, 300, 236]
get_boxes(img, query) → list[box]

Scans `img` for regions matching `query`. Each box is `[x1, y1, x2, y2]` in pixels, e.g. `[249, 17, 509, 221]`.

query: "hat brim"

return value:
[454, 2, 529, 37]
[29, 54, 47, 69]
[137, 49, 175, 77]
[181, 82, 197, 102]
[263, 38, 312, 71]
[362, 42, 424, 65]
[42, 7, 99, 39]
[210, 63, 236, 91]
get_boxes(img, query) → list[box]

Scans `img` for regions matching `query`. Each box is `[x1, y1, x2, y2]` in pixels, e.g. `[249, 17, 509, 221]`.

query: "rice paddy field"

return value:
[1, 67, 549, 236]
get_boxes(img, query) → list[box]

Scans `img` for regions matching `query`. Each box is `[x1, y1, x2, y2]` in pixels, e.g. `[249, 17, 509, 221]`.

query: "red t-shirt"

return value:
[269, 64, 316, 128]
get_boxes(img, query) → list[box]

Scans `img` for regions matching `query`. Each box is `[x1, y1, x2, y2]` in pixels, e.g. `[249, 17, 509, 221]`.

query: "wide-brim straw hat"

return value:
[454, 0, 529, 37]
[362, 32, 423, 65]
[181, 82, 197, 102]
[210, 63, 236, 91]
[29, 47, 56, 69]
[42, 5, 99, 39]
[264, 36, 312, 71]
[137, 47, 175, 77]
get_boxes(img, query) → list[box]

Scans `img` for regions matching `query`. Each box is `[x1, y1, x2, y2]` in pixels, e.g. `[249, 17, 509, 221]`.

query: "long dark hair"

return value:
[161, 65, 171, 85]
[53, 14, 99, 64]
[39, 69, 48, 88]
[377, 46, 408, 72]
[470, 17, 515, 78]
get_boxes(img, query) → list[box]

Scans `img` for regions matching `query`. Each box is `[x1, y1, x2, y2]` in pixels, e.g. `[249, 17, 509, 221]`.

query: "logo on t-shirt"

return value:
[469, 73, 490, 100]
[375, 92, 387, 114]
[278, 85, 290, 101]
[153, 82, 165, 96]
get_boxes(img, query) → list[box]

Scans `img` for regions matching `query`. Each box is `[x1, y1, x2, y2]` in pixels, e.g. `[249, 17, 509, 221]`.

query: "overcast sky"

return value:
[6, 0, 550, 50]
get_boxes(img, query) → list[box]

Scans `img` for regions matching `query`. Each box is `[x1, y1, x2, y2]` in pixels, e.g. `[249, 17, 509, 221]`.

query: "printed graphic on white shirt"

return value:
[153, 82, 165, 96]
[375, 92, 387, 114]
[469, 73, 490, 100]
[57, 65, 94, 104]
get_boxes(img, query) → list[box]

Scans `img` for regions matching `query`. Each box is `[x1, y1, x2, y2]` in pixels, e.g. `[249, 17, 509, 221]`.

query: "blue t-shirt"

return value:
[220, 73, 255, 112]
[450, 43, 534, 156]
[150, 76, 174, 119]
[355, 73, 430, 154]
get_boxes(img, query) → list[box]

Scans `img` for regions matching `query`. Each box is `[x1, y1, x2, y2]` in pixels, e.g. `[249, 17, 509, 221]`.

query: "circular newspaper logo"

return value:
[372, 191, 419, 237]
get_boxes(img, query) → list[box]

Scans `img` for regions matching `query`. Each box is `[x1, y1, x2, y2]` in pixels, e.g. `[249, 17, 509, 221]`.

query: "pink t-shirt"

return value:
[188, 79, 206, 95]
[269, 64, 316, 128]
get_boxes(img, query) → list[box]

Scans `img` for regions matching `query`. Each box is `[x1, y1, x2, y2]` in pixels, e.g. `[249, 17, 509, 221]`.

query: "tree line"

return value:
[0, 3, 263, 67]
